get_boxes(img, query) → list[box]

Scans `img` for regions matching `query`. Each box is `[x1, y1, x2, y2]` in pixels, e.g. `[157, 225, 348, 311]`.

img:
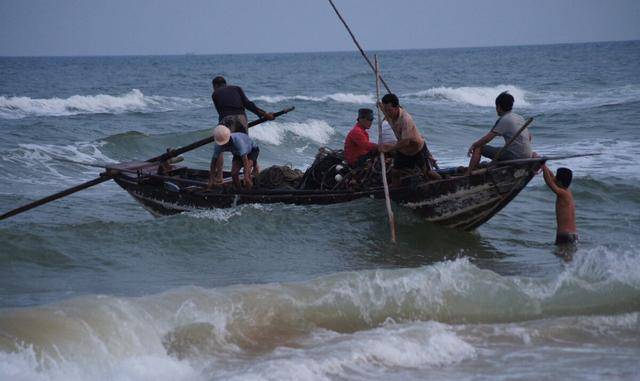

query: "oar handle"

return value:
[147, 106, 295, 163]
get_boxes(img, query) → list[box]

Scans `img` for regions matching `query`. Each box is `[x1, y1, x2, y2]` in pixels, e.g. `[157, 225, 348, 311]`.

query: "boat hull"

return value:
[113, 160, 542, 231]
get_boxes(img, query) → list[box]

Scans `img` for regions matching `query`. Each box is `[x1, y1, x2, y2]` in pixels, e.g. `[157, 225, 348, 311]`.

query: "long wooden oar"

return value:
[327, 0, 392, 93]
[0, 107, 295, 221]
[374, 55, 396, 243]
[147, 106, 294, 163]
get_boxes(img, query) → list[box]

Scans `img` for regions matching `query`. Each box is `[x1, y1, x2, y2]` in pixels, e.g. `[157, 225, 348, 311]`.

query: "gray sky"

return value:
[1, 0, 639, 56]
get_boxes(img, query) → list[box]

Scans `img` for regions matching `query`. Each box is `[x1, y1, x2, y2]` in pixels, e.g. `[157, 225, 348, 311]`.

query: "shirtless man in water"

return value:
[541, 163, 577, 245]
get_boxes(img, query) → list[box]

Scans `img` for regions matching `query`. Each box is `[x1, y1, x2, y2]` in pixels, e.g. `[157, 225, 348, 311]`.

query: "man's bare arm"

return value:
[542, 164, 563, 195]
[468, 131, 497, 156]
[380, 138, 413, 153]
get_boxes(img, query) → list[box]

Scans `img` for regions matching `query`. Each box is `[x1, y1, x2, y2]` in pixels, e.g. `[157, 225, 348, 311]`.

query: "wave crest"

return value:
[406, 85, 529, 107]
[0, 89, 200, 119]
[255, 93, 374, 104]
[250, 119, 335, 146]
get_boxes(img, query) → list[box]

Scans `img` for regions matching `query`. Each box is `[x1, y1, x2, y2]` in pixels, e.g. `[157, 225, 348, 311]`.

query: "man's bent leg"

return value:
[231, 158, 242, 189]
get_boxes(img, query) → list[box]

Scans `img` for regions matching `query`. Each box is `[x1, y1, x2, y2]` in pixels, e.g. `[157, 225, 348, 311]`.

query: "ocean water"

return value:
[1, 41, 639, 380]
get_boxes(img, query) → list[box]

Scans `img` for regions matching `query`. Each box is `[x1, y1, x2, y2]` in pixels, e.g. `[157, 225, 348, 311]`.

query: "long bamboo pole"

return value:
[374, 55, 397, 243]
[327, 0, 392, 93]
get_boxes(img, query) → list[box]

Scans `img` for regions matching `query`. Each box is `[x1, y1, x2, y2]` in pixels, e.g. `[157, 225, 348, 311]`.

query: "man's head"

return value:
[495, 91, 514, 115]
[212, 76, 227, 90]
[555, 167, 573, 188]
[381, 93, 400, 119]
[357, 108, 374, 129]
[213, 124, 231, 145]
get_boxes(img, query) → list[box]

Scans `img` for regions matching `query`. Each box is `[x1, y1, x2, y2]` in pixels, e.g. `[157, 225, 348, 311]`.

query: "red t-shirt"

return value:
[344, 123, 377, 166]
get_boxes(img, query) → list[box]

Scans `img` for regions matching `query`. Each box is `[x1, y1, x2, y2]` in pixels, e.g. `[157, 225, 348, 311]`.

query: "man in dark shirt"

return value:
[211, 76, 274, 133]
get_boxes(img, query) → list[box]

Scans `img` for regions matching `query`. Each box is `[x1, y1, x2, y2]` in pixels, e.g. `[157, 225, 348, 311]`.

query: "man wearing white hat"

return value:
[208, 125, 260, 189]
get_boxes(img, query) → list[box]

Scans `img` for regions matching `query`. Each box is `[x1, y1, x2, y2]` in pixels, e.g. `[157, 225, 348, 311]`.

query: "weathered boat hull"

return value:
[113, 159, 542, 230]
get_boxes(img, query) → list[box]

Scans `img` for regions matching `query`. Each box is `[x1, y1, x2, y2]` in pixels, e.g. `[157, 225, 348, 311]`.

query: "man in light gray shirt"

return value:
[466, 91, 532, 174]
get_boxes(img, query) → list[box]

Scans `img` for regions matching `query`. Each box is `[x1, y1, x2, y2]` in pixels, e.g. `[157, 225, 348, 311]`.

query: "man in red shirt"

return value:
[344, 108, 378, 167]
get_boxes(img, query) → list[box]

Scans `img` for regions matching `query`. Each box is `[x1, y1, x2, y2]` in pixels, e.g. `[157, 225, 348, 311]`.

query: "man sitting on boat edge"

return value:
[207, 125, 260, 190]
[211, 76, 274, 134]
[378, 93, 441, 185]
[344, 108, 378, 167]
[466, 91, 532, 174]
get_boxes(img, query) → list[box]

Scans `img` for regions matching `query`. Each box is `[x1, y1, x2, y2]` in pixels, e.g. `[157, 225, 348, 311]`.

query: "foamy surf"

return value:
[185, 204, 273, 222]
[249, 119, 335, 146]
[0, 89, 202, 119]
[254, 93, 374, 104]
[405, 85, 530, 107]
[1, 250, 638, 380]
[0, 141, 117, 185]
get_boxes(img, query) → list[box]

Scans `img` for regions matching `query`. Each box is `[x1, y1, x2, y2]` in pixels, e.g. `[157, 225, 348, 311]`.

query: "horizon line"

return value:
[1, 38, 638, 59]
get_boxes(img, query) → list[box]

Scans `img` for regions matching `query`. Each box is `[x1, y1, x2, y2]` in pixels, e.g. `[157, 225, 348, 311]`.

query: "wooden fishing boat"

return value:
[111, 157, 544, 231]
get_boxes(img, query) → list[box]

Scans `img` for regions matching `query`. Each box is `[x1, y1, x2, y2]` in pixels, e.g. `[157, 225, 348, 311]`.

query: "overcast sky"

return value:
[1, 0, 639, 56]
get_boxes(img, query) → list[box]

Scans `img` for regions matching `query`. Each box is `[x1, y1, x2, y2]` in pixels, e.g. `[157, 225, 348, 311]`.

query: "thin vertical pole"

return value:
[374, 55, 397, 243]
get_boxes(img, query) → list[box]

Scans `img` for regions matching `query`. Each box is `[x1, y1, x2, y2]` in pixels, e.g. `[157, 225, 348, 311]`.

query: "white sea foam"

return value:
[255, 93, 374, 104]
[0, 141, 117, 184]
[1, 254, 639, 381]
[217, 322, 476, 381]
[249, 119, 335, 146]
[185, 204, 272, 222]
[0, 89, 201, 119]
[405, 85, 529, 107]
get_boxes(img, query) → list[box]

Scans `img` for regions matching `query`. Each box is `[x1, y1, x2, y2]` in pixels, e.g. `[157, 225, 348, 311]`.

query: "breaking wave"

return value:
[405, 85, 529, 107]
[249, 119, 335, 146]
[0, 247, 638, 380]
[0, 89, 202, 119]
[254, 93, 374, 104]
[0, 141, 116, 185]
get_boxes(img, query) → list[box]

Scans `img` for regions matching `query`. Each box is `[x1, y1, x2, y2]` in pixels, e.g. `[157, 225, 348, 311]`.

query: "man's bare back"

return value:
[555, 187, 576, 234]
[542, 164, 578, 245]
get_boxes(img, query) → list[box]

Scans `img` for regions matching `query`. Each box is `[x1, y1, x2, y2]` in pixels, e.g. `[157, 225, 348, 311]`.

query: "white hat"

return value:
[213, 124, 231, 145]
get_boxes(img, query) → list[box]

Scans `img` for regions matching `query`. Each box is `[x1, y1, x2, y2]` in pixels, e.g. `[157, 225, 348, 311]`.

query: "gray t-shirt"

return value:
[491, 112, 532, 158]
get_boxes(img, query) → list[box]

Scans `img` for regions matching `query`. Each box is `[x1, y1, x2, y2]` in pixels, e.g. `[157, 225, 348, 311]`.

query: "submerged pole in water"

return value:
[374, 55, 397, 243]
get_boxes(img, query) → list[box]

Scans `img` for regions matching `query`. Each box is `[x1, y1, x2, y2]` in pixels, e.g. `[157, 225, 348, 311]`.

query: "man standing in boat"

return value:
[378, 94, 440, 184]
[466, 91, 532, 174]
[207, 125, 260, 190]
[211, 76, 274, 133]
[344, 108, 378, 167]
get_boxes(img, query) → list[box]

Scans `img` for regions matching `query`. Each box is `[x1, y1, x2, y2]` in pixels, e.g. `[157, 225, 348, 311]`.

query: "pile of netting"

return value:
[255, 147, 427, 191]
[255, 165, 304, 189]
[298, 147, 423, 191]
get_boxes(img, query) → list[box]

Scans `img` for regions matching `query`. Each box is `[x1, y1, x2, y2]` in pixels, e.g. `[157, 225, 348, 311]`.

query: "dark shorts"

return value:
[555, 232, 578, 245]
[481, 145, 517, 161]
[394, 144, 433, 171]
[232, 147, 260, 166]
[221, 114, 249, 134]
